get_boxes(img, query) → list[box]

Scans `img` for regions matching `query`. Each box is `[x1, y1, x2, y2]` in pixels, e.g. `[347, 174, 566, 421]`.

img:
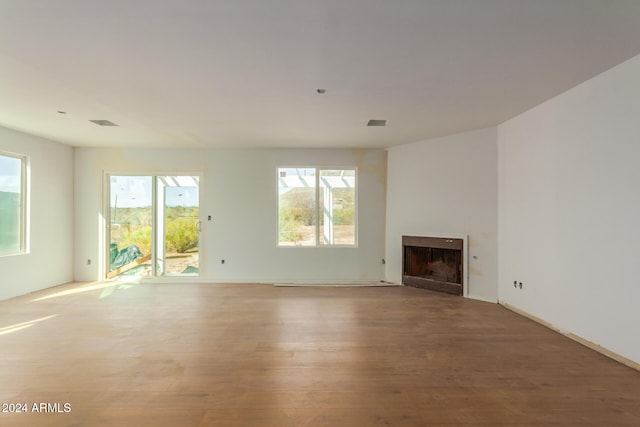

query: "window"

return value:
[278, 167, 356, 246]
[0, 152, 27, 256]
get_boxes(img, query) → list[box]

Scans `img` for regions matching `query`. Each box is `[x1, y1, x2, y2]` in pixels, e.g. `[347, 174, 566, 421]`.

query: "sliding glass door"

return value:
[107, 175, 200, 279]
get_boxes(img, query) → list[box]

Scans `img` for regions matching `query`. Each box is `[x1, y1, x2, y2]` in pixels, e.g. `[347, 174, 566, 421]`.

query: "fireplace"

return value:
[403, 235, 464, 296]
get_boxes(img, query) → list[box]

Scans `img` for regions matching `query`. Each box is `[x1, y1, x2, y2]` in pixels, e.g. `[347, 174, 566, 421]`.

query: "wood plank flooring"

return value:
[1, 281, 639, 426]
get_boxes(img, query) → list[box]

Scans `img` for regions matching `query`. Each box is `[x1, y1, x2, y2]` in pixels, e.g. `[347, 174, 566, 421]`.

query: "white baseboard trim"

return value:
[466, 294, 498, 304]
[274, 280, 401, 287]
[499, 301, 640, 372]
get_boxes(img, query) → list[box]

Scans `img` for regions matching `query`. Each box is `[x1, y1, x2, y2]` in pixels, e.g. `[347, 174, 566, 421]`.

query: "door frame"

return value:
[103, 171, 204, 280]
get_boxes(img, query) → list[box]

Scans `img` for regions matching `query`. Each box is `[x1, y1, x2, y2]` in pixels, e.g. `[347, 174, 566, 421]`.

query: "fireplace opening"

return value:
[402, 236, 463, 296]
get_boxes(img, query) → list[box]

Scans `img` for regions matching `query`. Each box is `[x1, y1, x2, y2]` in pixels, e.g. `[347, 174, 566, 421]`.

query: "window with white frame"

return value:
[0, 151, 27, 256]
[278, 167, 356, 246]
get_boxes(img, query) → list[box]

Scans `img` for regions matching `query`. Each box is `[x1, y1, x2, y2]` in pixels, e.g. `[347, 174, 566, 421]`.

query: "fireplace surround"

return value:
[402, 235, 464, 296]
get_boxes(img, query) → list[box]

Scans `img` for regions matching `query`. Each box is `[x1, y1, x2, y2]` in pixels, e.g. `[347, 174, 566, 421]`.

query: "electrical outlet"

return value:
[519, 282, 523, 289]
[221, 259, 225, 264]
[87, 259, 91, 265]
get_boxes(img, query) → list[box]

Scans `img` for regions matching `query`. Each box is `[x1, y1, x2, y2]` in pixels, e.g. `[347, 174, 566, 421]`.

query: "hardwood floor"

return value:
[1, 281, 639, 426]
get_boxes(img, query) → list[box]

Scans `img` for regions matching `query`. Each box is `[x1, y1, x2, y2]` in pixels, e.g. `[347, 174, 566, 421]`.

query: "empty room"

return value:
[1, 1, 640, 425]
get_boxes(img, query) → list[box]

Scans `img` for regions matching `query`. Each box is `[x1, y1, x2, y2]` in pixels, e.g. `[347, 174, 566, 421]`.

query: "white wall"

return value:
[385, 128, 498, 302]
[498, 54, 640, 364]
[74, 147, 387, 283]
[0, 127, 73, 300]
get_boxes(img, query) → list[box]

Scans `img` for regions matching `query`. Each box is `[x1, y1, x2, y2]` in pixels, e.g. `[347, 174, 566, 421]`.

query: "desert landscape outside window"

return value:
[278, 167, 356, 247]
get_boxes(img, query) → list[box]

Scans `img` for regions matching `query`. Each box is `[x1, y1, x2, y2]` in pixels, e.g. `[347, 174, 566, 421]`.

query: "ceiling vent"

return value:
[90, 119, 118, 126]
[367, 119, 387, 127]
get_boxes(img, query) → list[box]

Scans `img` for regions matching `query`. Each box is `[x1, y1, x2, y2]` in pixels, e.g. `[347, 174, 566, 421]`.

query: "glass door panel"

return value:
[108, 176, 153, 278]
[156, 176, 200, 276]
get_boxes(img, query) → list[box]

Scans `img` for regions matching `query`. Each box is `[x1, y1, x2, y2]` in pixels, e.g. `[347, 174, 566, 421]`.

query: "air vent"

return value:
[90, 119, 118, 127]
[367, 119, 387, 127]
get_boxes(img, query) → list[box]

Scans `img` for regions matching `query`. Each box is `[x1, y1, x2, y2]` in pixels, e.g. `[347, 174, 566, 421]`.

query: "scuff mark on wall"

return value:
[92, 148, 206, 172]
[351, 148, 387, 186]
[469, 267, 484, 277]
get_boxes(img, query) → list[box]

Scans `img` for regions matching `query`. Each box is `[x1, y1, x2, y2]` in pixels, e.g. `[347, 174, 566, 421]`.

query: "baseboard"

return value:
[274, 280, 400, 287]
[466, 294, 498, 304]
[499, 301, 640, 372]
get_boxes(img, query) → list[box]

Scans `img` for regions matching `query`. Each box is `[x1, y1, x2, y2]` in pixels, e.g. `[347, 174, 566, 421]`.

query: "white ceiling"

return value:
[1, 0, 640, 149]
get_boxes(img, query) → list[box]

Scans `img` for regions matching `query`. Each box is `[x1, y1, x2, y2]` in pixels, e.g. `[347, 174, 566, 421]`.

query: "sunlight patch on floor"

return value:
[30, 279, 140, 302]
[0, 314, 57, 336]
